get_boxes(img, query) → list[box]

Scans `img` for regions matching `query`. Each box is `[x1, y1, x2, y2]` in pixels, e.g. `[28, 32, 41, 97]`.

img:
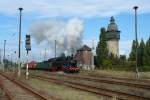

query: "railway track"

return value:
[0, 73, 60, 100]
[81, 72, 150, 83]
[45, 72, 150, 91]
[0, 80, 11, 100]
[32, 74, 150, 100]
[63, 74, 150, 90]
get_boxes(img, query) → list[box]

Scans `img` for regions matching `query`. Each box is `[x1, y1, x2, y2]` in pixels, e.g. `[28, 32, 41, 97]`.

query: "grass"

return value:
[80, 69, 150, 79]
[50, 73, 150, 98]
[26, 78, 105, 100]
[4, 69, 150, 99]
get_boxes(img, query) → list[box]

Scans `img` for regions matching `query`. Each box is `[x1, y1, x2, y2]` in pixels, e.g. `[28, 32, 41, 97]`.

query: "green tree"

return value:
[96, 27, 108, 68]
[138, 39, 145, 67]
[120, 55, 126, 61]
[129, 40, 139, 61]
[144, 37, 150, 66]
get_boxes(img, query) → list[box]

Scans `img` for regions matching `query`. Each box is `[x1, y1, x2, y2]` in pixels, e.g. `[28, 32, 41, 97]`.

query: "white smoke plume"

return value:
[29, 18, 84, 56]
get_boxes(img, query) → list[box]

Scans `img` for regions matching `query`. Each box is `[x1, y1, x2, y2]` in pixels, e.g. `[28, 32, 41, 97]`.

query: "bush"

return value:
[139, 66, 150, 72]
[102, 59, 113, 69]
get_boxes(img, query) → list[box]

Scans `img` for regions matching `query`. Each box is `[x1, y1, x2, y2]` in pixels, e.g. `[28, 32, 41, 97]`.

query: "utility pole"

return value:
[44, 48, 46, 61]
[3, 40, 6, 72]
[48, 41, 51, 59]
[0, 49, 1, 63]
[3, 40, 6, 61]
[55, 40, 56, 58]
[18, 7, 23, 77]
[40, 51, 42, 61]
[0, 49, 2, 70]
[14, 51, 16, 69]
[133, 6, 139, 79]
[26, 50, 29, 79]
[11, 53, 12, 69]
[40, 51, 41, 61]
[91, 39, 95, 70]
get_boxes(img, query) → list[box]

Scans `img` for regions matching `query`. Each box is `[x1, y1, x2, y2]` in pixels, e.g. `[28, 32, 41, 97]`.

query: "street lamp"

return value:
[18, 7, 23, 77]
[133, 6, 139, 79]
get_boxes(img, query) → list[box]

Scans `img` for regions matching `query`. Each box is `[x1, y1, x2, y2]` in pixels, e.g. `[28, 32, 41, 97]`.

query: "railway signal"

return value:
[25, 34, 31, 79]
[25, 35, 31, 52]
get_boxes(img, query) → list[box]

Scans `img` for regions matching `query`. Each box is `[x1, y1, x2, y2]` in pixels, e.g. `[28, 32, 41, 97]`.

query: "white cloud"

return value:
[0, 0, 149, 17]
[119, 40, 132, 56]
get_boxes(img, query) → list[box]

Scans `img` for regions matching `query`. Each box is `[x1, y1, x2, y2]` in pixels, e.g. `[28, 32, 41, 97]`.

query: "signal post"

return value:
[25, 34, 31, 79]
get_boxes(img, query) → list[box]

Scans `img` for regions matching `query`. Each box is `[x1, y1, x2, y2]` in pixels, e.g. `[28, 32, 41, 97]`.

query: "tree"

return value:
[129, 40, 139, 61]
[120, 55, 126, 61]
[138, 39, 145, 67]
[144, 37, 150, 66]
[96, 27, 108, 68]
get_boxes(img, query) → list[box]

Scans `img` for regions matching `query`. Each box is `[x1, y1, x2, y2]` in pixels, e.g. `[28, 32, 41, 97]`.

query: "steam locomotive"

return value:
[27, 57, 80, 73]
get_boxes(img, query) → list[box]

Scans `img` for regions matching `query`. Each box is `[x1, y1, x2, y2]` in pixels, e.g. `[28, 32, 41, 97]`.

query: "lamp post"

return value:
[133, 6, 139, 79]
[18, 7, 23, 77]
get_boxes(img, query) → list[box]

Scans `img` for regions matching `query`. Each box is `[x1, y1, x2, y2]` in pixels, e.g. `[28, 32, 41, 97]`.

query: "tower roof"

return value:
[107, 16, 118, 31]
[106, 16, 120, 40]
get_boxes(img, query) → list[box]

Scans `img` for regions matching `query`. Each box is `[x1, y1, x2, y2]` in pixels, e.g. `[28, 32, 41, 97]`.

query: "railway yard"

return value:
[0, 0, 150, 100]
[0, 70, 150, 100]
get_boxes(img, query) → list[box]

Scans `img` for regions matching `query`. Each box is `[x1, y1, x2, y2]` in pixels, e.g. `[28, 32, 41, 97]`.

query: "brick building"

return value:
[75, 45, 95, 70]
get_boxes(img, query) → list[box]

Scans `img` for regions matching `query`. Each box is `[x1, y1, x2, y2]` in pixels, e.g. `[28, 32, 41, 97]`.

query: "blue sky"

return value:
[0, 0, 150, 61]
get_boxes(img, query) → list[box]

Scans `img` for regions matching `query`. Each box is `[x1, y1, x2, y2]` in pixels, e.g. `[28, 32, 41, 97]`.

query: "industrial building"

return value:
[75, 45, 95, 70]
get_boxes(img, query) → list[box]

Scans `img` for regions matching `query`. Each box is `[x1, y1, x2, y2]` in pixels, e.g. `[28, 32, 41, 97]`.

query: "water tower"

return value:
[106, 16, 120, 57]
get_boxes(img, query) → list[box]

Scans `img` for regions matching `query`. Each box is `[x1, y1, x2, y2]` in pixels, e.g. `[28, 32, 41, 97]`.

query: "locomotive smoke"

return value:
[29, 18, 84, 56]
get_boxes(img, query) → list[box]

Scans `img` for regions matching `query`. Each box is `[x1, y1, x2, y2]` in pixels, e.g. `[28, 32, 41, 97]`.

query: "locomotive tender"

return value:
[27, 57, 80, 73]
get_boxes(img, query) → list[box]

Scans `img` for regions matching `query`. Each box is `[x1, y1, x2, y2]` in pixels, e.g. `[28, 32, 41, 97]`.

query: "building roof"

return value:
[77, 45, 91, 51]
[106, 16, 120, 40]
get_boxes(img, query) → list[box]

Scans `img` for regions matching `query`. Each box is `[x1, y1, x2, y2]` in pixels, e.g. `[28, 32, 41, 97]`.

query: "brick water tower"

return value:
[106, 16, 120, 57]
[75, 45, 94, 70]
